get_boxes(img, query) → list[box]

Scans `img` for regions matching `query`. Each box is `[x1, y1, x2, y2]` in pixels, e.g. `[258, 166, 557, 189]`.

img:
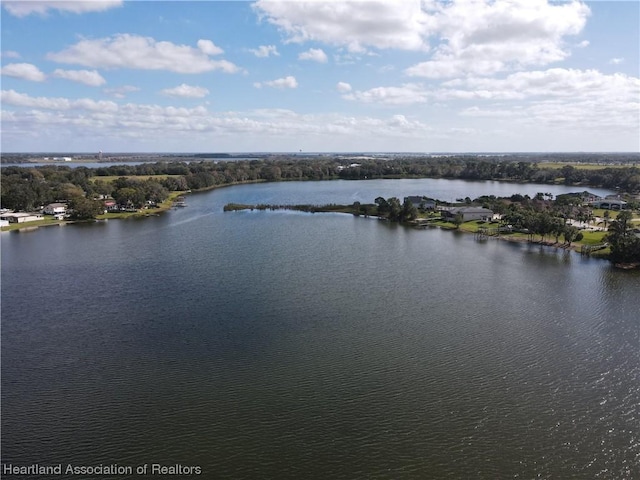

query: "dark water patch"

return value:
[2, 180, 638, 479]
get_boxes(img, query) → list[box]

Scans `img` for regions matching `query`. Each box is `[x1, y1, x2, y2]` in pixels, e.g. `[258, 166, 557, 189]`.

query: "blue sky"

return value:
[1, 0, 638, 153]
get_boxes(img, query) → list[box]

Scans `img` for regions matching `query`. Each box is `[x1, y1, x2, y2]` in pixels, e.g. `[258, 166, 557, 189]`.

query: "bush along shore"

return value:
[223, 195, 640, 269]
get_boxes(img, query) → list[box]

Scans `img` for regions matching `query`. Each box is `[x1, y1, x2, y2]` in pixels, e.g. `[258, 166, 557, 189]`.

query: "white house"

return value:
[43, 203, 67, 215]
[0, 212, 43, 223]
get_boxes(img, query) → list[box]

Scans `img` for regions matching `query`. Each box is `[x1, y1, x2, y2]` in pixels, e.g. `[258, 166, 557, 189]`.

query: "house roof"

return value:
[1, 212, 42, 218]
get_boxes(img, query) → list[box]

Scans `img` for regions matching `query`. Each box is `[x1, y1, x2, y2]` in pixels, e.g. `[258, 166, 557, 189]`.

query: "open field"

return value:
[91, 174, 182, 183]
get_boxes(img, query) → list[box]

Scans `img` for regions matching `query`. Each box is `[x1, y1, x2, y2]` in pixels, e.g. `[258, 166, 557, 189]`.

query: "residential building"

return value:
[589, 199, 628, 210]
[441, 207, 494, 222]
[43, 203, 67, 215]
[0, 212, 44, 223]
[405, 196, 437, 210]
[103, 200, 118, 212]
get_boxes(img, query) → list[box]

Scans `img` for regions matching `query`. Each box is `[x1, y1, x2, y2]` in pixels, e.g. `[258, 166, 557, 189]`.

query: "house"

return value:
[43, 203, 67, 215]
[103, 200, 118, 212]
[579, 191, 602, 203]
[0, 212, 43, 223]
[405, 196, 437, 210]
[589, 199, 628, 210]
[441, 207, 494, 222]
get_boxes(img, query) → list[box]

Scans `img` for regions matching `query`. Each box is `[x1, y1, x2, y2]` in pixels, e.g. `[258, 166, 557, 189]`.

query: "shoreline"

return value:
[224, 202, 640, 268]
[1, 180, 268, 233]
[4, 185, 638, 270]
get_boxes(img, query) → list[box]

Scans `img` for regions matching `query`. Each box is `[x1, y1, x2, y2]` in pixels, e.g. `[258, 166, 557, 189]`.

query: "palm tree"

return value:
[602, 210, 610, 230]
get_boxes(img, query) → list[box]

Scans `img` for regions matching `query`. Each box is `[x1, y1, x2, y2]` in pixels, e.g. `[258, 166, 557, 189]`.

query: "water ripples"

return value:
[2, 183, 639, 479]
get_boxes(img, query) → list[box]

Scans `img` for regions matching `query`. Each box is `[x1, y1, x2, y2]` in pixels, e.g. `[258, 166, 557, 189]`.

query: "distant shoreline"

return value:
[1, 180, 268, 233]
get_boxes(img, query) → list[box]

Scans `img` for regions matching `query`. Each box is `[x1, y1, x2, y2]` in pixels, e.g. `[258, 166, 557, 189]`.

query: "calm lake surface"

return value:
[2, 179, 639, 479]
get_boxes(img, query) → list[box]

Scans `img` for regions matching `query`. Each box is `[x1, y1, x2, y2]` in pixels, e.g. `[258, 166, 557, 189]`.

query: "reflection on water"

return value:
[2, 179, 639, 479]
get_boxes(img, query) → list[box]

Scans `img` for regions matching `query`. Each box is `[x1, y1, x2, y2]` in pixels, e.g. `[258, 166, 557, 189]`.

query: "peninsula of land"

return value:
[3, 154, 640, 265]
[223, 193, 640, 268]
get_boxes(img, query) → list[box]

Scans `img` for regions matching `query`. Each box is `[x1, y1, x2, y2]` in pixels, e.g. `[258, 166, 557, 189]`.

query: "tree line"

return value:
[1, 156, 639, 219]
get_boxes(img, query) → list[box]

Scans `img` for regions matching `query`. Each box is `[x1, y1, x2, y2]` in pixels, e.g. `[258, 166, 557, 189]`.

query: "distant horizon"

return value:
[3, 151, 640, 156]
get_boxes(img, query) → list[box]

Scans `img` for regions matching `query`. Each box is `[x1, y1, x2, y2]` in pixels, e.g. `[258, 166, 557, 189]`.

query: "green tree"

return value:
[375, 197, 389, 216]
[607, 210, 640, 263]
[387, 197, 402, 221]
[114, 187, 145, 208]
[54, 182, 85, 201]
[400, 198, 418, 222]
[563, 226, 580, 246]
[69, 196, 104, 220]
[453, 212, 464, 229]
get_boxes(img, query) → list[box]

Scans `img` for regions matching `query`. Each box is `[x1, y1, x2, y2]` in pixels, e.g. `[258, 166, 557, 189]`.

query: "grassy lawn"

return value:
[592, 208, 620, 219]
[1, 217, 63, 231]
[96, 191, 186, 219]
[577, 230, 608, 245]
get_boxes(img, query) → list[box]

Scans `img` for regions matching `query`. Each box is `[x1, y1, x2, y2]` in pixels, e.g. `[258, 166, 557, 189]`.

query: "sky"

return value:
[1, 0, 638, 153]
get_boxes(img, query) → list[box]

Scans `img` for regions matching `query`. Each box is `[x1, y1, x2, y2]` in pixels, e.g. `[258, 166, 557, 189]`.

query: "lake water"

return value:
[2, 179, 639, 479]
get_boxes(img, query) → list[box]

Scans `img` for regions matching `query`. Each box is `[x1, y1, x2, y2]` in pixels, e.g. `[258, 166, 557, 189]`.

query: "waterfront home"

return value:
[103, 200, 118, 212]
[579, 191, 602, 203]
[405, 196, 437, 210]
[0, 212, 44, 223]
[441, 207, 494, 222]
[43, 203, 67, 215]
[589, 199, 628, 210]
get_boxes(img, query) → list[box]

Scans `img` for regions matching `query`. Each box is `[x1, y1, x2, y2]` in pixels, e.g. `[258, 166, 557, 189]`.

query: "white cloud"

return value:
[1, 51, 21, 59]
[255, 76, 298, 89]
[342, 83, 429, 105]
[52, 69, 106, 86]
[452, 69, 640, 135]
[298, 48, 328, 63]
[47, 34, 240, 74]
[406, 0, 591, 78]
[1, 89, 118, 111]
[336, 68, 640, 133]
[250, 45, 279, 57]
[253, 0, 432, 52]
[253, 0, 589, 77]
[609, 57, 624, 65]
[3, 1, 123, 17]
[0, 63, 46, 82]
[104, 85, 140, 99]
[0, 90, 439, 144]
[336, 82, 352, 93]
[440, 69, 640, 102]
[2, 89, 637, 151]
[197, 39, 224, 56]
[161, 84, 210, 98]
